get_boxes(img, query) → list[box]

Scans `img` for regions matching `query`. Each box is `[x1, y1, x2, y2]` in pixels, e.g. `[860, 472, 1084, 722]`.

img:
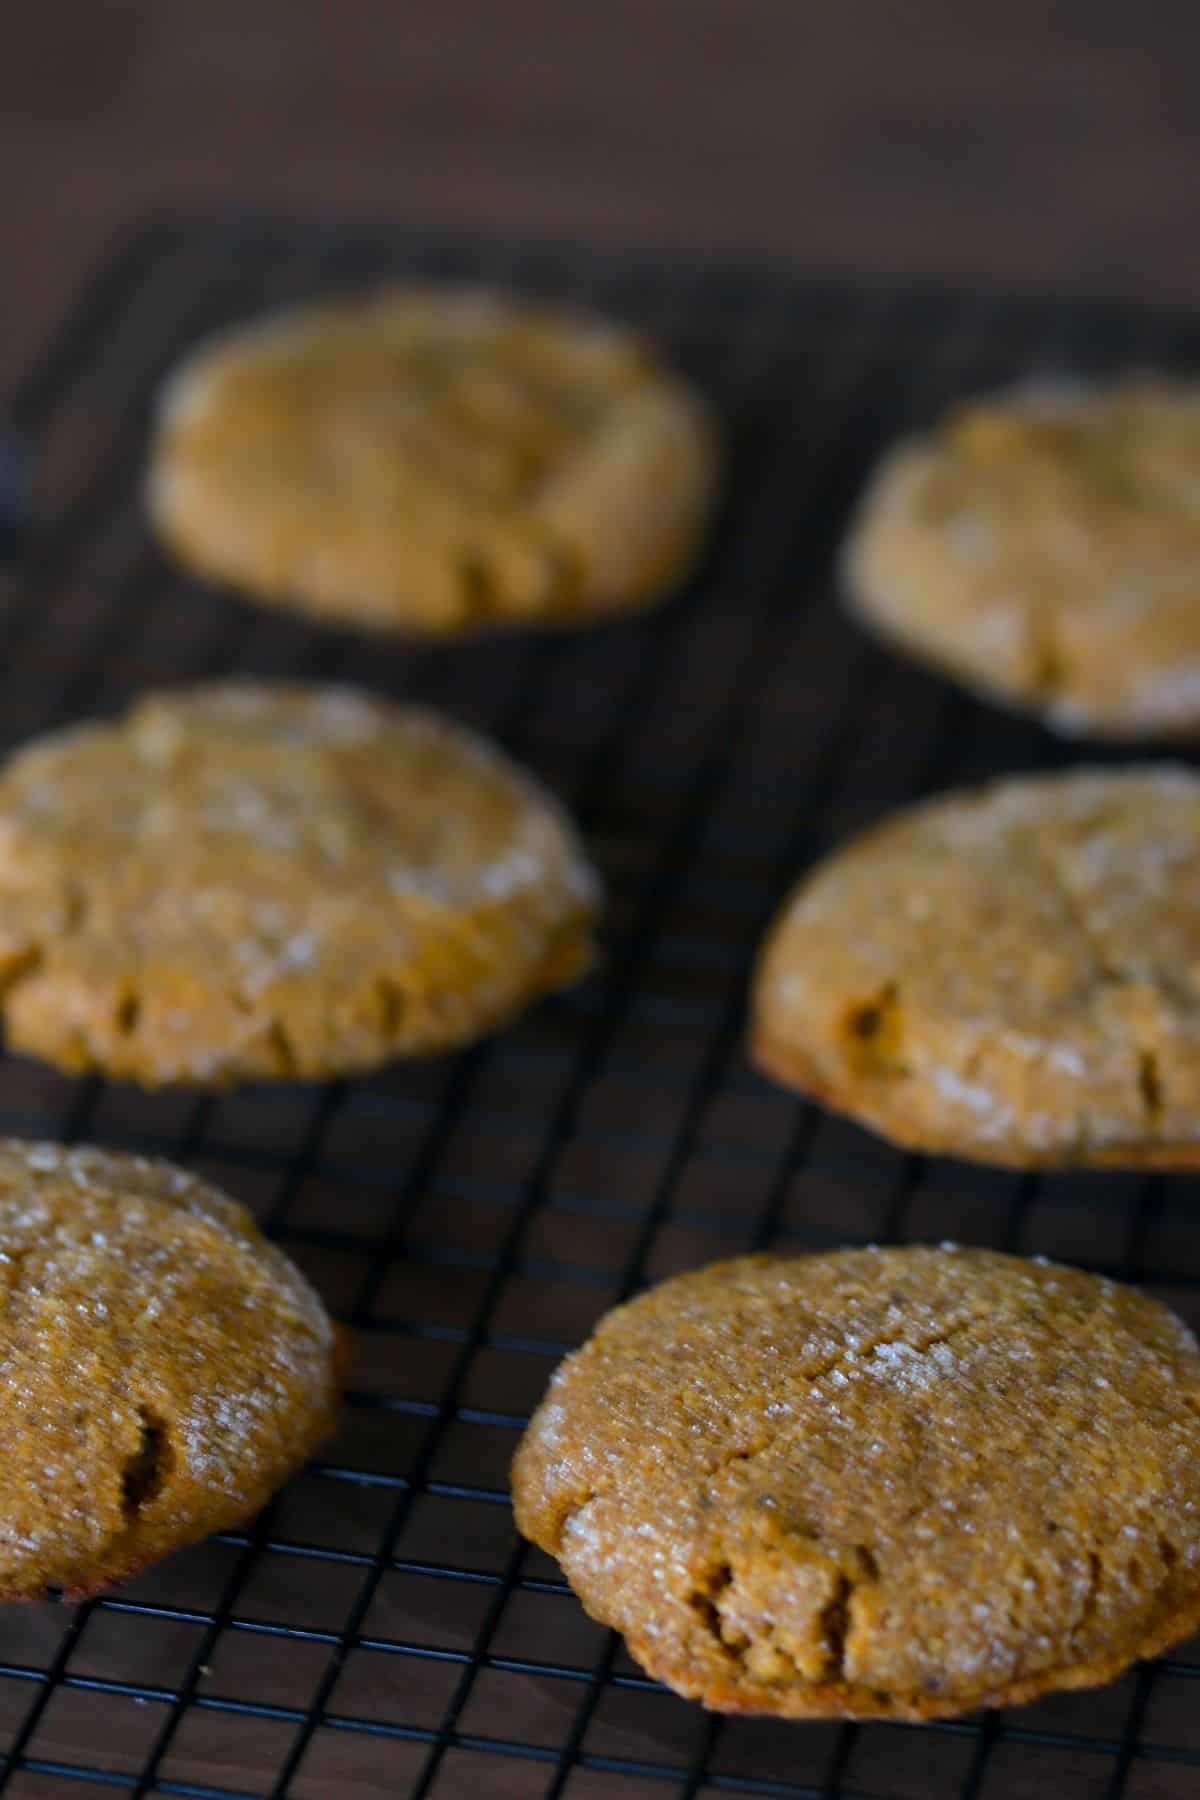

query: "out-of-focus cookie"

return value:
[843, 377, 1200, 737]
[751, 766, 1200, 1168]
[514, 1244, 1200, 1720]
[0, 681, 599, 1084]
[147, 286, 719, 634]
[0, 1138, 343, 1599]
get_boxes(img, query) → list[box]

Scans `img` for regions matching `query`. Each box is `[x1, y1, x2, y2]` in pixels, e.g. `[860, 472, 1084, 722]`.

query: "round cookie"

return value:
[751, 765, 1200, 1168]
[0, 1137, 342, 1600]
[147, 286, 719, 635]
[842, 377, 1200, 737]
[0, 681, 599, 1085]
[514, 1245, 1200, 1720]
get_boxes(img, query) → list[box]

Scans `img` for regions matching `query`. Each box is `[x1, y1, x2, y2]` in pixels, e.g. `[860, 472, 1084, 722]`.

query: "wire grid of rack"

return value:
[0, 214, 1198, 1800]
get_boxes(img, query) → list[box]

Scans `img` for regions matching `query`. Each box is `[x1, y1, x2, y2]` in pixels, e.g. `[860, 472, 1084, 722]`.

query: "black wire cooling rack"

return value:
[1, 214, 1199, 1800]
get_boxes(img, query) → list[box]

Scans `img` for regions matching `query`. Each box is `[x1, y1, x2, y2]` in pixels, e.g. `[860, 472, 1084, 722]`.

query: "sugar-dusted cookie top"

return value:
[514, 1245, 1200, 1719]
[843, 377, 1200, 736]
[148, 287, 719, 634]
[0, 1138, 342, 1599]
[752, 765, 1200, 1167]
[0, 681, 599, 1084]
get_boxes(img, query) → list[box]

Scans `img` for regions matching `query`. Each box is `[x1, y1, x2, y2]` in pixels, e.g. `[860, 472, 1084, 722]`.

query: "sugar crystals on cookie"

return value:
[0, 1138, 343, 1599]
[751, 765, 1200, 1167]
[515, 1245, 1200, 1719]
[0, 681, 600, 1084]
[148, 286, 719, 635]
[843, 376, 1200, 737]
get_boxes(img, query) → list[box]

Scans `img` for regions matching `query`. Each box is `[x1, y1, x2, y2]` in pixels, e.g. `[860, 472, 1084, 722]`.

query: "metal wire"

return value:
[0, 215, 1199, 1798]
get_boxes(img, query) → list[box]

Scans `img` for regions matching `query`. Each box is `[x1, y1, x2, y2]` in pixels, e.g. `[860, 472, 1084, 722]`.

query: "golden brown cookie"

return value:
[842, 377, 1200, 737]
[514, 1245, 1200, 1720]
[0, 1137, 342, 1600]
[751, 766, 1200, 1168]
[147, 286, 719, 634]
[0, 681, 599, 1085]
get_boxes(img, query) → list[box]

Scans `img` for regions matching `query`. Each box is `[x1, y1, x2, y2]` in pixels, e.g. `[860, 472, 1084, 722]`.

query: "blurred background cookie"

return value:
[0, 1138, 342, 1600]
[514, 1244, 1200, 1719]
[843, 378, 1200, 737]
[0, 681, 599, 1084]
[147, 287, 719, 635]
[751, 766, 1200, 1167]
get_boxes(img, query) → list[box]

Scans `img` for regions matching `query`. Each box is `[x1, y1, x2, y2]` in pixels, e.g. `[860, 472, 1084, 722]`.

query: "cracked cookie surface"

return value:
[0, 681, 599, 1085]
[751, 766, 1200, 1168]
[0, 1138, 342, 1599]
[513, 1246, 1200, 1719]
[148, 286, 719, 635]
[842, 377, 1200, 737]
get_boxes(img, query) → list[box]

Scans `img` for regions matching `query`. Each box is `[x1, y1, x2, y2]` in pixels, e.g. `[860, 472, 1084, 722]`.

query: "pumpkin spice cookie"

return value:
[147, 286, 719, 635]
[0, 1138, 342, 1600]
[843, 377, 1200, 737]
[0, 681, 599, 1085]
[751, 766, 1200, 1168]
[514, 1245, 1200, 1720]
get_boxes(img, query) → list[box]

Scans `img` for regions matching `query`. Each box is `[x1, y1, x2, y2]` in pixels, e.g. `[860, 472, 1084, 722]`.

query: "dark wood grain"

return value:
[3, 0, 1199, 393]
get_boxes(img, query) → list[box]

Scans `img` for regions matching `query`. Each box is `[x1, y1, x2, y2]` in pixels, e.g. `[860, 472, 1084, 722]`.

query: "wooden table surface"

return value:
[3, 0, 1199, 393]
